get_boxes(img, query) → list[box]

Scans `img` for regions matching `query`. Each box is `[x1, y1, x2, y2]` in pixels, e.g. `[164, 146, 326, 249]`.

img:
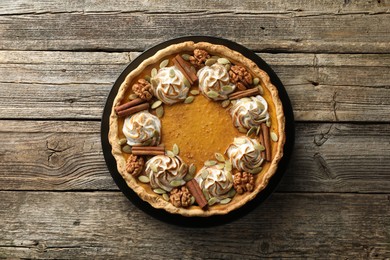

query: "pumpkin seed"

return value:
[179, 163, 187, 174]
[201, 169, 209, 179]
[255, 143, 265, 151]
[181, 54, 191, 61]
[118, 138, 127, 146]
[190, 89, 200, 95]
[249, 167, 262, 174]
[253, 77, 260, 86]
[227, 188, 236, 197]
[122, 145, 132, 154]
[238, 126, 247, 133]
[166, 150, 175, 158]
[256, 126, 261, 136]
[270, 131, 278, 142]
[150, 163, 158, 173]
[225, 161, 232, 172]
[184, 96, 195, 104]
[266, 119, 271, 128]
[138, 175, 150, 183]
[222, 85, 234, 93]
[257, 85, 264, 95]
[230, 100, 237, 105]
[215, 152, 225, 162]
[189, 164, 196, 176]
[129, 93, 139, 100]
[190, 196, 195, 205]
[205, 58, 217, 66]
[170, 180, 183, 187]
[217, 57, 230, 65]
[172, 144, 179, 155]
[221, 99, 230, 108]
[153, 188, 166, 194]
[159, 59, 169, 68]
[162, 193, 170, 201]
[247, 126, 257, 137]
[156, 106, 164, 118]
[151, 100, 162, 109]
[169, 68, 176, 78]
[211, 55, 220, 60]
[208, 197, 218, 206]
[207, 90, 219, 99]
[202, 189, 210, 201]
[216, 163, 225, 170]
[151, 68, 157, 78]
[184, 172, 194, 182]
[150, 78, 158, 88]
[205, 160, 217, 166]
[144, 75, 151, 83]
[183, 78, 191, 88]
[220, 198, 231, 204]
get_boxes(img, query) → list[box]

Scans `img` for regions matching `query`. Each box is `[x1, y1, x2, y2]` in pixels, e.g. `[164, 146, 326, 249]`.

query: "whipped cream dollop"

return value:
[226, 136, 264, 174]
[151, 66, 189, 105]
[197, 63, 235, 100]
[195, 165, 233, 201]
[123, 111, 161, 146]
[230, 95, 269, 130]
[145, 155, 188, 192]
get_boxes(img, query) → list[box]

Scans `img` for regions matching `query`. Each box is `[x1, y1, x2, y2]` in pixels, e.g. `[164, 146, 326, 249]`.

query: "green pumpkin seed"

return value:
[205, 160, 217, 166]
[138, 175, 150, 183]
[205, 58, 217, 66]
[221, 99, 230, 108]
[247, 126, 257, 137]
[270, 131, 278, 142]
[189, 163, 196, 176]
[170, 180, 183, 187]
[224, 161, 233, 172]
[215, 153, 225, 162]
[118, 138, 127, 146]
[211, 55, 220, 60]
[184, 173, 194, 182]
[129, 93, 139, 100]
[237, 126, 247, 133]
[190, 196, 196, 205]
[150, 78, 158, 88]
[230, 100, 237, 105]
[255, 143, 265, 151]
[253, 77, 260, 86]
[156, 106, 164, 118]
[151, 100, 162, 109]
[220, 198, 231, 204]
[179, 163, 187, 174]
[150, 163, 158, 173]
[169, 68, 176, 78]
[151, 68, 158, 78]
[202, 188, 210, 201]
[256, 126, 261, 136]
[160, 59, 169, 69]
[224, 64, 231, 71]
[249, 167, 262, 174]
[266, 119, 271, 128]
[228, 188, 236, 197]
[216, 163, 225, 170]
[162, 193, 170, 201]
[207, 90, 219, 99]
[257, 85, 264, 95]
[190, 89, 200, 95]
[184, 96, 195, 104]
[208, 197, 218, 206]
[181, 54, 191, 61]
[222, 85, 234, 93]
[122, 145, 132, 154]
[153, 188, 166, 194]
[166, 150, 175, 158]
[217, 58, 230, 65]
[201, 169, 209, 179]
[172, 144, 179, 155]
[183, 78, 191, 88]
[144, 75, 151, 83]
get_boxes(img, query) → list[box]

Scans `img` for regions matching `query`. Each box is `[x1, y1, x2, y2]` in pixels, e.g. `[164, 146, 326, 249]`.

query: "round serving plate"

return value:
[101, 36, 294, 227]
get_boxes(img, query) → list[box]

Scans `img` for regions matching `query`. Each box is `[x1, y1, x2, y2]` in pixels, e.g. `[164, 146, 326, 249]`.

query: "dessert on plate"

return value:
[108, 41, 285, 217]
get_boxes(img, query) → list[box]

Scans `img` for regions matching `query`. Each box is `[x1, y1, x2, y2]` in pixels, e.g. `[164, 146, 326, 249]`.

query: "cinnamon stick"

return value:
[131, 145, 165, 156]
[186, 179, 208, 209]
[116, 103, 150, 117]
[229, 87, 260, 100]
[172, 54, 198, 85]
[114, 98, 145, 114]
[258, 130, 266, 159]
[261, 123, 272, 162]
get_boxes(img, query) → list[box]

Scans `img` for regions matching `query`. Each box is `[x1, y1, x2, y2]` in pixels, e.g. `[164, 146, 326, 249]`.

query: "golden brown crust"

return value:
[108, 41, 285, 217]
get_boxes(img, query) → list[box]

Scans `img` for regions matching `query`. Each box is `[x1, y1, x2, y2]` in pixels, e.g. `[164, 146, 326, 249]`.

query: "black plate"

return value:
[101, 36, 294, 227]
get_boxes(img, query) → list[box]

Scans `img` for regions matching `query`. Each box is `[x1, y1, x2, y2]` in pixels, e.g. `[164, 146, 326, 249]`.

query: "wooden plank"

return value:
[0, 51, 389, 121]
[0, 12, 389, 53]
[0, 120, 389, 193]
[0, 191, 389, 259]
[1, 0, 389, 15]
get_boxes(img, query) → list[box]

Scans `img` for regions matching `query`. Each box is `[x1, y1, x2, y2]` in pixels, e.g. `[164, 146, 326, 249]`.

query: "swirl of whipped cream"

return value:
[123, 111, 161, 146]
[197, 63, 235, 100]
[226, 136, 264, 174]
[145, 155, 188, 192]
[230, 95, 269, 130]
[151, 66, 189, 105]
[195, 166, 233, 201]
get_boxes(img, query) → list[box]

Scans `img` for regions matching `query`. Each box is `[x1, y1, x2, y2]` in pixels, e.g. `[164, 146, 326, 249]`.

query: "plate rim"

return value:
[101, 36, 295, 227]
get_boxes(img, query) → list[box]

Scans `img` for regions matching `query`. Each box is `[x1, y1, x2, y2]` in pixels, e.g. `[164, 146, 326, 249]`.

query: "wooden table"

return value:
[1, 1, 389, 258]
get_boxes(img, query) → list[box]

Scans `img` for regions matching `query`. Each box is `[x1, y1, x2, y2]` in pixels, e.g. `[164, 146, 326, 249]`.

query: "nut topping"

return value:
[233, 171, 255, 194]
[132, 79, 153, 101]
[229, 65, 253, 88]
[189, 49, 210, 68]
[169, 186, 192, 208]
[126, 154, 145, 177]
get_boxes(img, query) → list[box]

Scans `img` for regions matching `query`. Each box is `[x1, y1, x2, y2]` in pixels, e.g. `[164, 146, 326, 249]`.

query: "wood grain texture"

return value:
[1, 120, 389, 193]
[0, 11, 389, 52]
[0, 191, 389, 259]
[0, 51, 389, 121]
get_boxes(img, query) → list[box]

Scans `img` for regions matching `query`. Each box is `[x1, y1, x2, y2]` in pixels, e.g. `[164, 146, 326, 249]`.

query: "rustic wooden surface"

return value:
[0, 0, 389, 259]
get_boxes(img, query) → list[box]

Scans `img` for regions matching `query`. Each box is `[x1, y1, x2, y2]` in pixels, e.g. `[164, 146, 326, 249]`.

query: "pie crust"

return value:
[108, 41, 285, 217]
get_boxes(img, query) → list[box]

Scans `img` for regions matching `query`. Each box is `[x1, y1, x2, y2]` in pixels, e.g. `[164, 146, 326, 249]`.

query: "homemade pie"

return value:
[108, 41, 285, 217]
